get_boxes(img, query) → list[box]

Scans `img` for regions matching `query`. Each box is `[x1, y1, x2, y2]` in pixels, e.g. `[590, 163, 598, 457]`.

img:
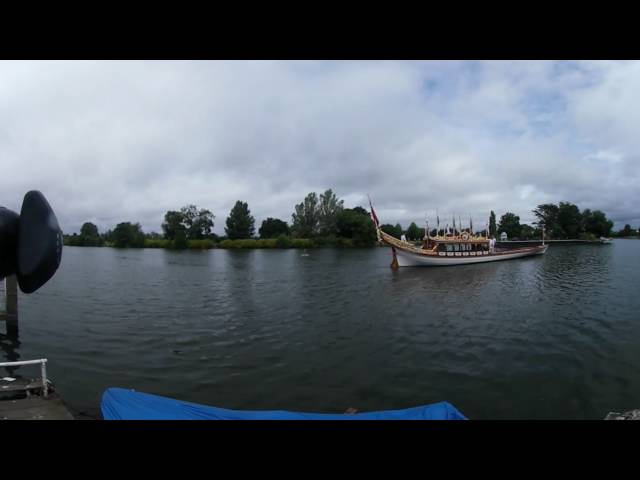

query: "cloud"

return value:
[0, 60, 638, 234]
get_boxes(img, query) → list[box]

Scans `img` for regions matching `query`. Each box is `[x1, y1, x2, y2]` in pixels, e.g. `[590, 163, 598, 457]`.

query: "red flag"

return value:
[369, 202, 379, 227]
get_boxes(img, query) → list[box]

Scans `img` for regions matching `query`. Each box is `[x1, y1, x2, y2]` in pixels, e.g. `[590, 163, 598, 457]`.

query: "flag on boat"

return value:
[368, 196, 382, 242]
[368, 198, 379, 228]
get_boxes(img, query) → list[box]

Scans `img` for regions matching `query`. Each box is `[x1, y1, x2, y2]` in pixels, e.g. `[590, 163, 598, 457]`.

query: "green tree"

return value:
[101, 229, 114, 246]
[582, 209, 614, 237]
[336, 208, 377, 246]
[225, 201, 255, 240]
[489, 211, 497, 236]
[259, 218, 290, 238]
[619, 224, 633, 237]
[113, 222, 145, 248]
[317, 189, 344, 236]
[179, 205, 215, 240]
[352, 206, 369, 216]
[520, 224, 536, 240]
[163, 206, 214, 240]
[193, 209, 214, 239]
[79, 222, 102, 246]
[64, 233, 81, 246]
[380, 224, 396, 238]
[533, 203, 560, 238]
[406, 222, 422, 241]
[497, 212, 521, 239]
[557, 202, 583, 239]
[180, 205, 198, 232]
[291, 192, 320, 238]
[173, 229, 188, 249]
[80, 222, 98, 238]
[380, 223, 403, 239]
[162, 211, 186, 240]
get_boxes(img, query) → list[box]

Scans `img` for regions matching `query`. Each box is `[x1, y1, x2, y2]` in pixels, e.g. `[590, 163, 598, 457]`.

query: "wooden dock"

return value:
[0, 393, 74, 420]
[0, 359, 75, 420]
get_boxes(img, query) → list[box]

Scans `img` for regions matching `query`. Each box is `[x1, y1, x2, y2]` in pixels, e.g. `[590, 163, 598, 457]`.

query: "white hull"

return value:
[394, 246, 548, 267]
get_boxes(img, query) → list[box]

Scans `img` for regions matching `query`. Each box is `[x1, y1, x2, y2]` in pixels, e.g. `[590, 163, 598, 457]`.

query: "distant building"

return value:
[500, 232, 508, 241]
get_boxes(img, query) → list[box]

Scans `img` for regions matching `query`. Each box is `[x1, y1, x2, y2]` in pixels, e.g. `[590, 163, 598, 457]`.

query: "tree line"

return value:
[63, 196, 629, 249]
[64, 189, 378, 249]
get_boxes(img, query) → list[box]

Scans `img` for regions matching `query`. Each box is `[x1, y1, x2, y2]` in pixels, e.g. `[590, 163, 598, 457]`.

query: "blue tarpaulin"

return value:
[101, 388, 467, 420]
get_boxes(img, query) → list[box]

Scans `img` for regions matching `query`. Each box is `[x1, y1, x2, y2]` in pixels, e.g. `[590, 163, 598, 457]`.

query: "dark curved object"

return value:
[16, 191, 63, 293]
[0, 207, 20, 279]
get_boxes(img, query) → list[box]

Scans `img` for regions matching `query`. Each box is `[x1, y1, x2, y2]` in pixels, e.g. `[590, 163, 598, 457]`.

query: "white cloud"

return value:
[0, 60, 639, 234]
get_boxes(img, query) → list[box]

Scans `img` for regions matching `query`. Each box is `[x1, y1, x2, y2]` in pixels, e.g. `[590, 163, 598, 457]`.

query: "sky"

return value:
[1, 60, 638, 234]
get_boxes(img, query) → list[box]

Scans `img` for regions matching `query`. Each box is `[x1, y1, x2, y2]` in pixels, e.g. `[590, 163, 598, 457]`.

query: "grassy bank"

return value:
[143, 239, 217, 249]
[65, 236, 366, 250]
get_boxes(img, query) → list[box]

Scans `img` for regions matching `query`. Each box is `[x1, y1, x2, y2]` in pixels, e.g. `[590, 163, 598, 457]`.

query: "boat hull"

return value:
[394, 245, 548, 267]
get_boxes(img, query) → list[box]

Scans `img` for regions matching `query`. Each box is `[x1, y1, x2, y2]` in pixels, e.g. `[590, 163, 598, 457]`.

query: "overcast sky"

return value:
[1, 60, 638, 234]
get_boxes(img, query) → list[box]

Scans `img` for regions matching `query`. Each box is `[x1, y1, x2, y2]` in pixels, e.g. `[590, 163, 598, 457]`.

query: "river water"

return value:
[2, 240, 640, 419]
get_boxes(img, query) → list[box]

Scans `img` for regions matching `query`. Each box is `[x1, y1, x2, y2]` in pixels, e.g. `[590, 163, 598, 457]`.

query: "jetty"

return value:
[0, 359, 74, 420]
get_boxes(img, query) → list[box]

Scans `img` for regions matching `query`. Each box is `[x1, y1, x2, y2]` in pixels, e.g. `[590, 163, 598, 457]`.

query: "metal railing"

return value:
[0, 358, 49, 397]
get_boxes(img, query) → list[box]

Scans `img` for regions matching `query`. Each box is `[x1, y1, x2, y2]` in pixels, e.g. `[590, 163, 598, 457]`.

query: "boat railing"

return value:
[0, 358, 49, 397]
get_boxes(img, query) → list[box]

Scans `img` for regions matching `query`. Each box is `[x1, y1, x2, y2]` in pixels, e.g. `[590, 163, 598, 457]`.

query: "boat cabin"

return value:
[421, 235, 491, 256]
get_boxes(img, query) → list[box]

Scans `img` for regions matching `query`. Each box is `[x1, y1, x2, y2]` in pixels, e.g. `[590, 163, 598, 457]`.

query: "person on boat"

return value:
[489, 236, 496, 252]
[401, 233, 407, 242]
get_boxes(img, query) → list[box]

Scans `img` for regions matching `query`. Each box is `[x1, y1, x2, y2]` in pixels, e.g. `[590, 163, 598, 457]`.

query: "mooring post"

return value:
[3, 275, 18, 335]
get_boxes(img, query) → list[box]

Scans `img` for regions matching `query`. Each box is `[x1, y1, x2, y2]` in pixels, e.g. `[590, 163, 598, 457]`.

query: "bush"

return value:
[217, 237, 316, 249]
[275, 234, 292, 248]
[579, 232, 598, 241]
[172, 230, 188, 250]
[218, 239, 278, 249]
[336, 237, 354, 247]
[312, 235, 337, 247]
[187, 239, 215, 249]
[290, 238, 314, 249]
[144, 238, 171, 248]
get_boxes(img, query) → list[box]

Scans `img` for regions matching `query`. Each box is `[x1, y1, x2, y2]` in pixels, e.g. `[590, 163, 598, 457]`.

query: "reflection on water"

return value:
[2, 241, 640, 419]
